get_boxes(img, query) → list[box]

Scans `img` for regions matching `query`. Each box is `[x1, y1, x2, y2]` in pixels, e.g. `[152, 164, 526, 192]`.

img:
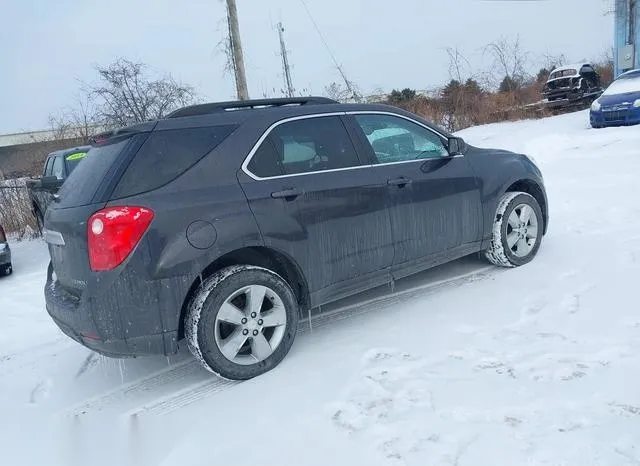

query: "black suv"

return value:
[44, 97, 548, 380]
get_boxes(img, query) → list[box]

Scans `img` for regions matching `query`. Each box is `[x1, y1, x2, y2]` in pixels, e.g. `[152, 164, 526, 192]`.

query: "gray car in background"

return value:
[0, 224, 12, 276]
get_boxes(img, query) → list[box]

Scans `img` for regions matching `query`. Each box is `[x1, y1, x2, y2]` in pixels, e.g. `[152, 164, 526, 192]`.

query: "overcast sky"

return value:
[1, 0, 613, 134]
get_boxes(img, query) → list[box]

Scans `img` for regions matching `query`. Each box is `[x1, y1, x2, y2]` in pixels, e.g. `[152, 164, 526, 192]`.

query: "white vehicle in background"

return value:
[542, 63, 603, 112]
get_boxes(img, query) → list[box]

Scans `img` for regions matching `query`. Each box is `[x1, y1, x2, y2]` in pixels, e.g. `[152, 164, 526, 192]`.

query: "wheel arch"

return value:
[504, 179, 548, 234]
[177, 246, 310, 340]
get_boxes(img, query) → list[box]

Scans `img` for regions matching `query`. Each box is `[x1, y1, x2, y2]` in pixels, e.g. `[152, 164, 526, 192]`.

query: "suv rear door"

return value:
[347, 112, 483, 278]
[238, 114, 394, 306]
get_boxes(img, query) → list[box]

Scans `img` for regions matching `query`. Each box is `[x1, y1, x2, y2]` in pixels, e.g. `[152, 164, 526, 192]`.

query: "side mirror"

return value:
[448, 137, 466, 156]
[41, 175, 63, 189]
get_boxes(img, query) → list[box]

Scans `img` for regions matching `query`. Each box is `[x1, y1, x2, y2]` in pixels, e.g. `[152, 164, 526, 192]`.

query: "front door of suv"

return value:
[238, 114, 395, 306]
[347, 112, 483, 278]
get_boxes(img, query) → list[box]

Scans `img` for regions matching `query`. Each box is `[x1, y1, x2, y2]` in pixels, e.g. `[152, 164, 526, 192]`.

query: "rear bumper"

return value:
[44, 262, 179, 358]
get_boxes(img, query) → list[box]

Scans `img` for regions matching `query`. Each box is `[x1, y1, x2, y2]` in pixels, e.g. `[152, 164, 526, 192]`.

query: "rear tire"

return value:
[484, 192, 544, 267]
[185, 265, 299, 380]
[0, 264, 12, 276]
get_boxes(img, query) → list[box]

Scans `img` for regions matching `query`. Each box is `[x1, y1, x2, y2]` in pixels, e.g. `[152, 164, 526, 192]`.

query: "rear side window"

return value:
[113, 125, 237, 198]
[247, 139, 284, 178]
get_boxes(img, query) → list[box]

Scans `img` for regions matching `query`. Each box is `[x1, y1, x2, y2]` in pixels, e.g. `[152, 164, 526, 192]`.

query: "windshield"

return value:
[603, 75, 640, 96]
[63, 150, 88, 174]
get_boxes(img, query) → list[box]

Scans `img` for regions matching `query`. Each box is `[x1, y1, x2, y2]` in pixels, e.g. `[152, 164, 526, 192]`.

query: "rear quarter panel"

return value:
[107, 123, 265, 334]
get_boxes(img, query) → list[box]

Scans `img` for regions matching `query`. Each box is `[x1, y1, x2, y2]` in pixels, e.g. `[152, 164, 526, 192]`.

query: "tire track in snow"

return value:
[128, 265, 496, 417]
[0, 337, 73, 375]
[64, 358, 202, 416]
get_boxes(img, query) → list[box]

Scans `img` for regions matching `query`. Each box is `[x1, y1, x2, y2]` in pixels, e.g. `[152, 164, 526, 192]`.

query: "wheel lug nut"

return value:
[252, 330, 259, 336]
[251, 312, 257, 318]
[258, 319, 263, 325]
[242, 329, 249, 336]
[241, 318, 248, 324]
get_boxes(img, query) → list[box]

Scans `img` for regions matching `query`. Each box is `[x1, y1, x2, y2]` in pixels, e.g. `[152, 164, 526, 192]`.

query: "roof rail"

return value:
[166, 97, 339, 119]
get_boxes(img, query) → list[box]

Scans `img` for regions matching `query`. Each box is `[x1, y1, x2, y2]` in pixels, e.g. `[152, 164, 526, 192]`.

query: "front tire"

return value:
[185, 265, 299, 380]
[484, 192, 544, 267]
[0, 264, 12, 276]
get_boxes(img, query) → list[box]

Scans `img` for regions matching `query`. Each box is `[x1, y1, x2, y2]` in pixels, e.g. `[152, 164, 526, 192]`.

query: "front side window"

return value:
[354, 114, 448, 164]
[261, 116, 360, 176]
[51, 156, 64, 179]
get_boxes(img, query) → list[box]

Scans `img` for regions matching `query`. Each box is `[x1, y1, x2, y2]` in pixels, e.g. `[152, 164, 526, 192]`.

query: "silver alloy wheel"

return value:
[214, 285, 287, 365]
[506, 203, 539, 258]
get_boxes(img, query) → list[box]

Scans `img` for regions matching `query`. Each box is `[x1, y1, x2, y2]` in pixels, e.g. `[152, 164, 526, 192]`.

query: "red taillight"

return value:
[88, 206, 154, 271]
[0, 225, 5, 243]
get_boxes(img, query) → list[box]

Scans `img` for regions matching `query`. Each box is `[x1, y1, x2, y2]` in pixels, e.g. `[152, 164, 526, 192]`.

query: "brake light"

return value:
[0, 225, 5, 243]
[88, 206, 154, 271]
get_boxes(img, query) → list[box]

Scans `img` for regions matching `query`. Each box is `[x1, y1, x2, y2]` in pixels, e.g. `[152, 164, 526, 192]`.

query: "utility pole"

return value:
[226, 0, 249, 100]
[277, 22, 295, 98]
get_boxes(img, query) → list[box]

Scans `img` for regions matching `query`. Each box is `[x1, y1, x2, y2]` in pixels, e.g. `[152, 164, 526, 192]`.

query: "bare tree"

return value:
[70, 95, 100, 142]
[324, 80, 362, 103]
[446, 47, 472, 83]
[50, 96, 101, 142]
[542, 51, 567, 72]
[84, 58, 197, 127]
[47, 94, 101, 145]
[47, 112, 74, 142]
[484, 35, 530, 90]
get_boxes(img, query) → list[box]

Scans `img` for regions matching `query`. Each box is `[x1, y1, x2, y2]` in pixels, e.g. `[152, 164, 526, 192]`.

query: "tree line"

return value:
[48, 36, 615, 142]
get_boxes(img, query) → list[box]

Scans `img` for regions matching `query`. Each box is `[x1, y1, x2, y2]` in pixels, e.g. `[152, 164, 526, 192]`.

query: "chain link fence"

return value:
[0, 179, 39, 238]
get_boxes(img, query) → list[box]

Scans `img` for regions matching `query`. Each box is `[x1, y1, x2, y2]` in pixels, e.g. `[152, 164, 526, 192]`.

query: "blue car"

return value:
[590, 69, 640, 128]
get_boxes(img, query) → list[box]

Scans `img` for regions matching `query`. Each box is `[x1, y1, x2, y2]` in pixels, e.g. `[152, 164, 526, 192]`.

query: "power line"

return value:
[297, 0, 362, 102]
[298, 0, 341, 72]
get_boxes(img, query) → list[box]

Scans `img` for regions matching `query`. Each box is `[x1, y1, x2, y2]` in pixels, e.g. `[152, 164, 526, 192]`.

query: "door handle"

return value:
[387, 177, 412, 188]
[271, 188, 304, 200]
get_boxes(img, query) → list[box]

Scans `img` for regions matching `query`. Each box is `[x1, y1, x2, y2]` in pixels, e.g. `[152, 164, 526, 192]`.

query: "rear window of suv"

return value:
[112, 125, 237, 198]
[56, 135, 146, 208]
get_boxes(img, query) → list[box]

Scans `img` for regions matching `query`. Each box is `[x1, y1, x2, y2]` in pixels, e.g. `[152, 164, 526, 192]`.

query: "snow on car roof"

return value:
[551, 63, 590, 73]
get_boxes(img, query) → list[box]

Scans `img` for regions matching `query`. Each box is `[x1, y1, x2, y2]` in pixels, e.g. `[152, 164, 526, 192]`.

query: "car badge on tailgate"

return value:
[43, 229, 66, 246]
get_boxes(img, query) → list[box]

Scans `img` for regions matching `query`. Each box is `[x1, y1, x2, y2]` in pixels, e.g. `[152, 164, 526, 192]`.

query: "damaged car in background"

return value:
[543, 63, 603, 109]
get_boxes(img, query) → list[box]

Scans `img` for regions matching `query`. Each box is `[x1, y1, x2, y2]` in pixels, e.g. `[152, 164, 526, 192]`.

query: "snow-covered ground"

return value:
[1, 110, 640, 466]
